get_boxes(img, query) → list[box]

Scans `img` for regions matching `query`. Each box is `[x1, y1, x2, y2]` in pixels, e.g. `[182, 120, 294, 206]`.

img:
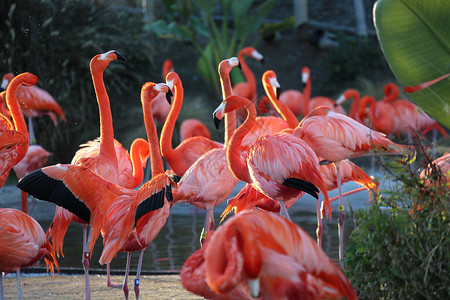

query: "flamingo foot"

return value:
[106, 263, 121, 288]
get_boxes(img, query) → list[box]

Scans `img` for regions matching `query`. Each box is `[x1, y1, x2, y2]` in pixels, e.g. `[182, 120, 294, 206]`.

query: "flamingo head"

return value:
[1, 73, 14, 90]
[90, 50, 126, 72]
[218, 57, 241, 77]
[301, 66, 310, 84]
[213, 95, 251, 129]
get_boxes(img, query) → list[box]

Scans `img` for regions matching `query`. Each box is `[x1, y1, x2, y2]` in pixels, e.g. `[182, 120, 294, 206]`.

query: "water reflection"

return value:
[1, 178, 374, 273]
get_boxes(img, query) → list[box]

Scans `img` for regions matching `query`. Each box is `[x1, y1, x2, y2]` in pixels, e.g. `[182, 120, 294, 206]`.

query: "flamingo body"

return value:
[179, 118, 212, 141]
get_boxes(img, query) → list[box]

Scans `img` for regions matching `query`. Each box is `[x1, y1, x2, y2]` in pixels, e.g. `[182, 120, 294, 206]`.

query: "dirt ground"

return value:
[2, 274, 202, 300]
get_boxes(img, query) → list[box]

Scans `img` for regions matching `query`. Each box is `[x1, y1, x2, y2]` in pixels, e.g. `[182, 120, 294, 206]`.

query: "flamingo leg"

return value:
[315, 198, 323, 247]
[134, 250, 145, 300]
[201, 208, 215, 244]
[16, 270, 21, 300]
[28, 117, 36, 145]
[1, 272, 4, 300]
[20, 191, 28, 214]
[123, 252, 132, 300]
[107, 263, 121, 288]
[82, 225, 91, 300]
[279, 201, 292, 221]
[336, 162, 345, 269]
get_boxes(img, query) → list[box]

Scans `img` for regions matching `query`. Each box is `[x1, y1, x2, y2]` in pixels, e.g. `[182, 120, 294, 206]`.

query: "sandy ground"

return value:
[1, 273, 202, 300]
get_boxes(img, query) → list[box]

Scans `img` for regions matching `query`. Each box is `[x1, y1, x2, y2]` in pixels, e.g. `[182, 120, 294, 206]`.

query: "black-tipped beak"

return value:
[166, 88, 173, 104]
[114, 51, 127, 62]
[214, 115, 221, 129]
[276, 87, 280, 100]
[260, 58, 265, 66]
[237, 62, 242, 70]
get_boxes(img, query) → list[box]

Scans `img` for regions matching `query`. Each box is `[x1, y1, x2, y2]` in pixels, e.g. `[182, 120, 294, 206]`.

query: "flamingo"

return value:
[302, 66, 346, 115]
[293, 105, 410, 268]
[0, 73, 36, 190]
[358, 95, 400, 137]
[232, 47, 264, 122]
[213, 95, 332, 241]
[278, 66, 309, 117]
[17, 82, 177, 300]
[179, 118, 212, 141]
[170, 57, 241, 241]
[160, 71, 222, 176]
[335, 88, 364, 123]
[1, 72, 66, 144]
[12, 144, 51, 214]
[0, 208, 59, 300]
[151, 59, 174, 124]
[181, 210, 357, 300]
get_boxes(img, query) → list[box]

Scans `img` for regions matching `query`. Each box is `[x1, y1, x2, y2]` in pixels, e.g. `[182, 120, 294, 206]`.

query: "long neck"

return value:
[227, 100, 255, 183]
[359, 96, 375, 120]
[220, 70, 236, 144]
[6, 78, 28, 135]
[346, 90, 361, 119]
[142, 92, 165, 176]
[383, 83, 399, 102]
[91, 65, 116, 161]
[239, 52, 256, 99]
[130, 138, 148, 187]
[263, 81, 298, 129]
[302, 74, 311, 114]
[160, 78, 182, 163]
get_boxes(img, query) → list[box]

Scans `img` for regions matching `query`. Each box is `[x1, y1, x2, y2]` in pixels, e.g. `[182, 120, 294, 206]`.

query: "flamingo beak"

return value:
[213, 102, 226, 129]
[113, 50, 127, 62]
[335, 94, 345, 106]
[166, 88, 173, 104]
[302, 72, 309, 84]
[1, 79, 8, 90]
[276, 87, 280, 100]
[248, 278, 260, 298]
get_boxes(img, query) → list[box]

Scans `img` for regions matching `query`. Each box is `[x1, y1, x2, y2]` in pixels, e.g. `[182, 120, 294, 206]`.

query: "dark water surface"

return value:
[0, 177, 380, 273]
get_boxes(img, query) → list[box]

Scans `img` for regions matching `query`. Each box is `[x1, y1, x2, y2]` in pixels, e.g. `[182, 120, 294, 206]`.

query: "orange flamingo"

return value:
[293, 105, 410, 268]
[12, 144, 51, 214]
[160, 72, 222, 176]
[0, 208, 59, 300]
[171, 57, 241, 240]
[335, 88, 364, 123]
[213, 95, 332, 239]
[151, 59, 174, 124]
[358, 95, 399, 137]
[278, 66, 310, 117]
[302, 66, 346, 115]
[233, 47, 264, 121]
[18, 82, 176, 300]
[1, 72, 66, 144]
[0, 73, 36, 190]
[179, 118, 212, 141]
[181, 210, 357, 300]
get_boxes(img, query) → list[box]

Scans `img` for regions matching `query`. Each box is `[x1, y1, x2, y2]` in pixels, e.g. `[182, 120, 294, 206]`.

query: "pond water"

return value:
[1, 169, 386, 274]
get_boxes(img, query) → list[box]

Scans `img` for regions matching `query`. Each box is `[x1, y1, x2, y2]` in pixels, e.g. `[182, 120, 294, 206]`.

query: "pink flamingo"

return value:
[293, 105, 410, 268]
[179, 118, 212, 141]
[335, 88, 364, 123]
[279, 66, 309, 117]
[181, 210, 357, 300]
[151, 59, 174, 124]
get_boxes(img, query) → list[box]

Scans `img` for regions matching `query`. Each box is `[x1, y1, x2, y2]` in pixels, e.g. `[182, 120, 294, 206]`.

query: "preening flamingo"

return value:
[1, 72, 66, 144]
[279, 66, 309, 117]
[0, 73, 36, 190]
[213, 95, 332, 237]
[0, 208, 59, 300]
[293, 105, 410, 268]
[179, 118, 212, 141]
[302, 66, 346, 115]
[160, 72, 222, 176]
[171, 57, 241, 241]
[181, 210, 357, 300]
[18, 82, 177, 300]
[12, 144, 51, 214]
[233, 47, 264, 121]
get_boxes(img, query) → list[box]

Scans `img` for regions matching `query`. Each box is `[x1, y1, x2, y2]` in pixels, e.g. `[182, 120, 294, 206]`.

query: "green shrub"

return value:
[345, 144, 450, 299]
[0, 0, 157, 163]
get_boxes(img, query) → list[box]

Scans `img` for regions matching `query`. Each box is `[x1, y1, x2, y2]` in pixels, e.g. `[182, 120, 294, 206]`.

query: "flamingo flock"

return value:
[0, 47, 447, 300]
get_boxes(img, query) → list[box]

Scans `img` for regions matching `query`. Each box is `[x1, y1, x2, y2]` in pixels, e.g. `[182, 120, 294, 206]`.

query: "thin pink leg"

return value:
[201, 208, 215, 244]
[315, 198, 323, 247]
[123, 252, 132, 300]
[82, 225, 91, 300]
[107, 263, 121, 288]
[279, 201, 292, 221]
[134, 250, 145, 299]
[16, 270, 21, 300]
[336, 162, 345, 269]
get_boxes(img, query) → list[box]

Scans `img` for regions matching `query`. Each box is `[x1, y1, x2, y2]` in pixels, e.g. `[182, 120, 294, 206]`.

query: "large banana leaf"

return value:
[374, 0, 450, 128]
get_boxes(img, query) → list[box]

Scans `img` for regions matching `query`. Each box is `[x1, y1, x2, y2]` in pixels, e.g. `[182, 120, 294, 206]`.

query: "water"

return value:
[0, 178, 378, 274]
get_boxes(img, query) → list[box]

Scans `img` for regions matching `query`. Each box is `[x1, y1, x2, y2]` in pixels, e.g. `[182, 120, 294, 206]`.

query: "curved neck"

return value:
[238, 51, 256, 98]
[263, 78, 298, 129]
[358, 96, 375, 120]
[160, 77, 183, 162]
[346, 90, 361, 119]
[302, 73, 311, 114]
[227, 98, 255, 183]
[383, 83, 399, 102]
[129, 138, 149, 187]
[91, 64, 116, 161]
[220, 68, 236, 144]
[6, 76, 28, 136]
[142, 88, 165, 176]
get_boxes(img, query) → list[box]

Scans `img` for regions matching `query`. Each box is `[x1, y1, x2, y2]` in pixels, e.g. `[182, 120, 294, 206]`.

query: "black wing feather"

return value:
[135, 187, 166, 224]
[283, 178, 320, 199]
[17, 169, 91, 223]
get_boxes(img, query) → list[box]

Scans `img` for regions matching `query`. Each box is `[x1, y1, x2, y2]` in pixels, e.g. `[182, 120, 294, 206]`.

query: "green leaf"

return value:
[374, 0, 450, 128]
[231, 0, 254, 22]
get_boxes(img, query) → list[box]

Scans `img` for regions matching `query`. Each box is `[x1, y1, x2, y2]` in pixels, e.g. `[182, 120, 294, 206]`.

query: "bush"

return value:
[345, 143, 450, 299]
[0, 0, 158, 163]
